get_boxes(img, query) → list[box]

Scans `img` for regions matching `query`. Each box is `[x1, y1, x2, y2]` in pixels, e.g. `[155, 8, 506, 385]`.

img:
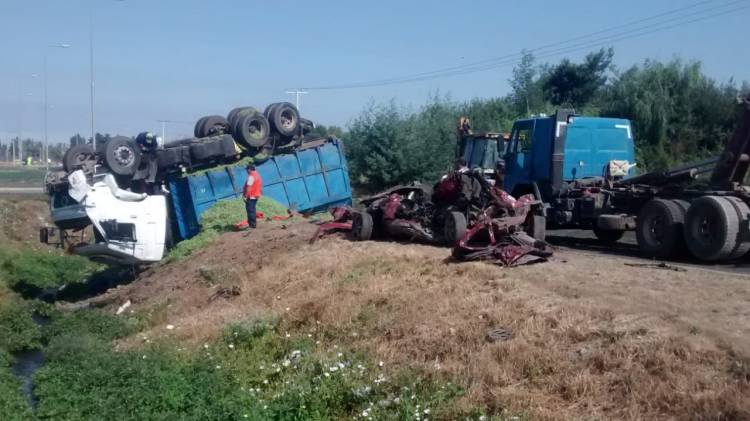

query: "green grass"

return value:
[0, 248, 99, 297]
[0, 166, 46, 187]
[166, 196, 288, 262]
[32, 312, 464, 421]
[0, 351, 34, 421]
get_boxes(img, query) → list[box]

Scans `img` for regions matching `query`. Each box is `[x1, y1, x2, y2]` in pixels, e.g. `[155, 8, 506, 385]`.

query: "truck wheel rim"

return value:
[647, 215, 666, 245]
[279, 110, 296, 130]
[113, 145, 134, 166]
[248, 120, 263, 140]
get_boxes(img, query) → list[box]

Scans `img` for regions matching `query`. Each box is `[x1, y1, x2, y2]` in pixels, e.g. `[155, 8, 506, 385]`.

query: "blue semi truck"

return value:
[42, 137, 352, 265]
[461, 99, 750, 262]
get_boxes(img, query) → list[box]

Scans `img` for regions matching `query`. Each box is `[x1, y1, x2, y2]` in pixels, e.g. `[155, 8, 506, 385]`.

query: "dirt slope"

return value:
[94, 220, 750, 420]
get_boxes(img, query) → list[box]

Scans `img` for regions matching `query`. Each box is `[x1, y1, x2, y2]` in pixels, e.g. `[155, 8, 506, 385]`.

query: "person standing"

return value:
[243, 163, 262, 229]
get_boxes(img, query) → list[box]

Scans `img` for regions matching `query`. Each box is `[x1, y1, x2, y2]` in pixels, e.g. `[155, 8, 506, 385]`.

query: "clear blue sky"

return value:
[0, 0, 748, 143]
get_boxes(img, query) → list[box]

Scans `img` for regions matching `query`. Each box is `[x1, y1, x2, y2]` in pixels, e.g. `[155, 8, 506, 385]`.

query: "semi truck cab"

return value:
[504, 110, 637, 199]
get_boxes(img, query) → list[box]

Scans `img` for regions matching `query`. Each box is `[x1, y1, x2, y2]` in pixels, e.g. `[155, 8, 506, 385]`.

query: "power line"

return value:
[304, 0, 748, 90]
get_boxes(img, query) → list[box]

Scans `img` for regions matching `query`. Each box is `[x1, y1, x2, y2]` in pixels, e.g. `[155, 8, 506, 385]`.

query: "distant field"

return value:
[0, 166, 46, 187]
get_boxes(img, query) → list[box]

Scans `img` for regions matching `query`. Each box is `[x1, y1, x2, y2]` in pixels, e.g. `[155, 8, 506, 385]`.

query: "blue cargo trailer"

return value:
[168, 138, 352, 240]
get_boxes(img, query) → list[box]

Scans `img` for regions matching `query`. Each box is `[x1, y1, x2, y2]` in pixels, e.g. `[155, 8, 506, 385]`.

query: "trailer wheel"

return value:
[443, 211, 467, 246]
[268, 102, 300, 137]
[684, 196, 740, 261]
[722, 196, 750, 260]
[233, 112, 270, 148]
[194, 116, 209, 138]
[227, 107, 257, 128]
[63, 144, 95, 172]
[198, 115, 230, 138]
[352, 211, 373, 241]
[103, 138, 141, 176]
[636, 199, 686, 258]
[593, 227, 624, 244]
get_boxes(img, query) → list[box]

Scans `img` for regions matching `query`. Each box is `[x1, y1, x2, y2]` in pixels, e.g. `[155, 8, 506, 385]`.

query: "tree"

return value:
[70, 134, 86, 146]
[602, 59, 740, 170]
[543, 48, 614, 109]
[509, 51, 546, 116]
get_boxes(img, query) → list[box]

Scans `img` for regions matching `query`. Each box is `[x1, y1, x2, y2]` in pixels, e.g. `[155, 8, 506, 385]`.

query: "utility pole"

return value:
[285, 89, 309, 111]
[44, 43, 71, 169]
[157, 120, 170, 144]
[89, 2, 96, 151]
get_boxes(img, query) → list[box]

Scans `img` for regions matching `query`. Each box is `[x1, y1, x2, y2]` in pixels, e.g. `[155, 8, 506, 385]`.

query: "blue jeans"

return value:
[245, 198, 257, 228]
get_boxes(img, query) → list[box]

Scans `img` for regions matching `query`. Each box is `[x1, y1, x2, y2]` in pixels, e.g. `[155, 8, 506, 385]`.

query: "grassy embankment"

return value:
[0, 197, 474, 420]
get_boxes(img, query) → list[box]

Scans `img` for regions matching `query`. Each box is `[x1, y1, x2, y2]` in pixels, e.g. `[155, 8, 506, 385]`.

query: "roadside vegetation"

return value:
[166, 196, 288, 262]
[343, 50, 750, 191]
[0, 166, 46, 187]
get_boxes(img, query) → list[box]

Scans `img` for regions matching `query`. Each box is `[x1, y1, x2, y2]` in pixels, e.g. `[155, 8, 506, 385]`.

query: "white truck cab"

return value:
[47, 170, 167, 265]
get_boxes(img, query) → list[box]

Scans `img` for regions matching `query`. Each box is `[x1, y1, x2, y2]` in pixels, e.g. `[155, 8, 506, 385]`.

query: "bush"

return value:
[33, 316, 464, 421]
[43, 309, 139, 344]
[0, 299, 42, 353]
[0, 250, 98, 297]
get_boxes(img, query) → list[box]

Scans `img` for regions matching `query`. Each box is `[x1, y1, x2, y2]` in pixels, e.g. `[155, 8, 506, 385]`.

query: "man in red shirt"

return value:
[243, 163, 262, 229]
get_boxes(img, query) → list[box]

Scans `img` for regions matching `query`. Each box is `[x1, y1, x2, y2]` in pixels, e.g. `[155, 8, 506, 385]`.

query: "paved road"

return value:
[547, 228, 750, 276]
[0, 187, 44, 195]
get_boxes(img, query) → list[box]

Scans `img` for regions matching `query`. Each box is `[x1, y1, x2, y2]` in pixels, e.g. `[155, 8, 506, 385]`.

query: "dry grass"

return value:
[101, 221, 750, 420]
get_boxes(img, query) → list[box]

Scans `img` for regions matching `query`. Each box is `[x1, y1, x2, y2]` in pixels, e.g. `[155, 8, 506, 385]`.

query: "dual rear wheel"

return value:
[637, 196, 749, 262]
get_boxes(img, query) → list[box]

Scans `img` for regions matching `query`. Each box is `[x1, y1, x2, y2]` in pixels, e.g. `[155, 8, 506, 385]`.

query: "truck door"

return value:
[504, 120, 534, 193]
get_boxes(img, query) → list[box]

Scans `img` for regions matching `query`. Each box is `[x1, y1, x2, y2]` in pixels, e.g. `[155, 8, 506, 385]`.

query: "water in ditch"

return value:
[11, 313, 49, 410]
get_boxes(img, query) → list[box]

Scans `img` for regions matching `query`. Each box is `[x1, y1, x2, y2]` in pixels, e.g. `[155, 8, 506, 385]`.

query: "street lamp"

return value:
[89, 0, 126, 152]
[44, 43, 71, 169]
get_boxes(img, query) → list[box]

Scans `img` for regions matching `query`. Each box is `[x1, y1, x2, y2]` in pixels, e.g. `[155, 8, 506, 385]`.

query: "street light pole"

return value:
[44, 43, 71, 170]
[285, 89, 309, 112]
[89, 3, 95, 151]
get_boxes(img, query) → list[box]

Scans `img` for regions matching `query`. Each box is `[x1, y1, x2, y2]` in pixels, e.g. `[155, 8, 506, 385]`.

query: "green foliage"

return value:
[344, 51, 747, 190]
[0, 249, 98, 297]
[0, 299, 42, 353]
[43, 309, 139, 344]
[602, 59, 740, 170]
[166, 196, 287, 262]
[0, 360, 34, 421]
[542, 48, 614, 108]
[32, 314, 463, 421]
[0, 167, 46, 187]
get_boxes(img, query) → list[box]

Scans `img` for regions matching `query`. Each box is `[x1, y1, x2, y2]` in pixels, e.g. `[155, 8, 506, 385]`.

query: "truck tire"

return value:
[593, 227, 625, 244]
[194, 116, 209, 138]
[636, 198, 686, 258]
[63, 144, 95, 172]
[723, 196, 750, 260]
[527, 214, 546, 242]
[263, 103, 279, 119]
[268, 102, 300, 137]
[443, 211, 467, 246]
[684, 196, 740, 261]
[233, 112, 270, 148]
[198, 115, 230, 138]
[103, 138, 141, 176]
[352, 211, 373, 241]
[190, 140, 224, 162]
[227, 107, 257, 128]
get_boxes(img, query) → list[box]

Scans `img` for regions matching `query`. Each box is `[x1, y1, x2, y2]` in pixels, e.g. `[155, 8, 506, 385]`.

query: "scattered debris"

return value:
[624, 262, 687, 272]
[116, 300, 132, 315]
[208, 286, 242, 301]
[486, 327, 513, 342]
